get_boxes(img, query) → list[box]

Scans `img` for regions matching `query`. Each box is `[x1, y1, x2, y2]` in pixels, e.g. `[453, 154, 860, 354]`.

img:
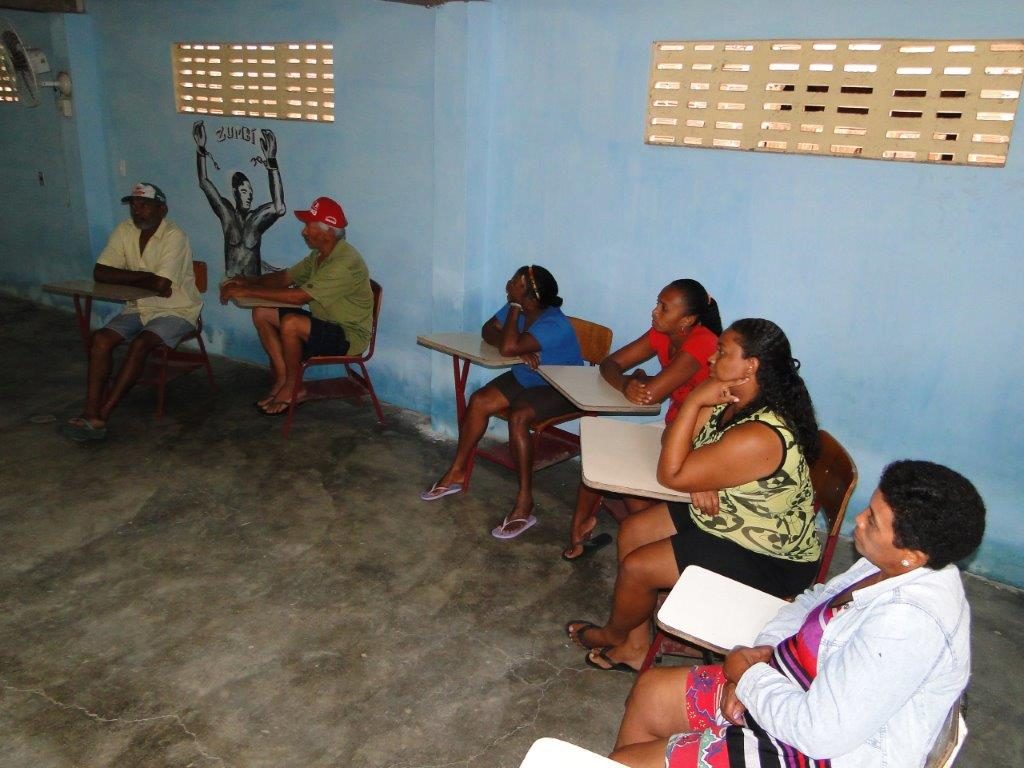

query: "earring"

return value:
[900, 558, 910, 568]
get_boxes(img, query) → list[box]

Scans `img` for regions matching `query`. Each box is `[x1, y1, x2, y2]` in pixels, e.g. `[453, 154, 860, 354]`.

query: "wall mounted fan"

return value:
[0, 17, 72, 110]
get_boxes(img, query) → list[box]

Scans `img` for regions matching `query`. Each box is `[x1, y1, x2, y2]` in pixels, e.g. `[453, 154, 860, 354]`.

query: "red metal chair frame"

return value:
[144, 260, 216, 419]
[282, 279, 384, 437]
[463, 316, 612, 490]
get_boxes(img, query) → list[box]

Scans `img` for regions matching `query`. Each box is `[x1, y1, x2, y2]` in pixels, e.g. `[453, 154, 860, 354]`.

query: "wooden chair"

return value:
[925, 695, 967, 768]
[282, 279, 384, 437]
[468, 316, 612, 487]
[640, 428, 858, 671]
[810, 429, 858, 583]
[145, 260, 216, 419]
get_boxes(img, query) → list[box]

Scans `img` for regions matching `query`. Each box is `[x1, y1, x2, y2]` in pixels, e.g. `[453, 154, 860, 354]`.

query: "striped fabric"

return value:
[668, 600, 842, 768]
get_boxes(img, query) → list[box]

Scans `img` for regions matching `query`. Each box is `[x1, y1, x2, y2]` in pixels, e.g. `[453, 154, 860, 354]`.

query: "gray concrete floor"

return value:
[1, 294, 1021, 768]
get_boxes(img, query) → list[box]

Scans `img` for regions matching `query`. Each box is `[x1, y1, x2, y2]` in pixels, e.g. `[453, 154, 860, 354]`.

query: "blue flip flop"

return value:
[62, 418, 107, 442]
[420, 482, 464, 501]
[491, 514, 537, 540]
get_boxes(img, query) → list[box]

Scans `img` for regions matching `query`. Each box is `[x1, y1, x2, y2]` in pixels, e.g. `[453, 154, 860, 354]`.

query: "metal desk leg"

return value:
[453, 355, 470, 423]
[452, 355, 478, 492]
[72, 294, 93, 356]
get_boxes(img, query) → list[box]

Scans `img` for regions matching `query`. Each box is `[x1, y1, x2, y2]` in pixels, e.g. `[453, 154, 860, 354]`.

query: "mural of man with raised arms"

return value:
[193, 120, 286, 277]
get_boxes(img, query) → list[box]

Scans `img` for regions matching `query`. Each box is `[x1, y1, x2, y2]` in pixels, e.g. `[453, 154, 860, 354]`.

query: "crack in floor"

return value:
[384, 645, 594, 768]
[1, 680, 228, 767]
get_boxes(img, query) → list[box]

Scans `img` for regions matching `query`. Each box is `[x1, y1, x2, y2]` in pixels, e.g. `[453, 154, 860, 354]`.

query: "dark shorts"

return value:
[279, 307, 350, 358]
[489, 370, 578, 422]
[666, 502, 818, 598]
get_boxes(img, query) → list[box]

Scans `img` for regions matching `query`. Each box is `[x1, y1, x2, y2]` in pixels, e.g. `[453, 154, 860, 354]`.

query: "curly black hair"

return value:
[879, 460, 986, 569]
[518, 265, 563, 308]
[668, 278, 723, 335]
[727, 318, 820, 463]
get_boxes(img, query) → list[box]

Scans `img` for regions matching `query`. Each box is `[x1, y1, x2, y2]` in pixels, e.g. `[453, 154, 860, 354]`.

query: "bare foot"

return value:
[260, 400, 291, 415]
[436, 467, 467, 489]
[564, 514, 600, 560]
[256, 385, 284, 409]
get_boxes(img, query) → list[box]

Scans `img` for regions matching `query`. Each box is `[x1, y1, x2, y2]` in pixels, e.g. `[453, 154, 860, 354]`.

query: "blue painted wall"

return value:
[0, 0, 1021, 586]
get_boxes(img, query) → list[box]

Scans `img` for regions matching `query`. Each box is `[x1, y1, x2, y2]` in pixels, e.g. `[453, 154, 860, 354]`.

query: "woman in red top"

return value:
[563, 279, 721, 560]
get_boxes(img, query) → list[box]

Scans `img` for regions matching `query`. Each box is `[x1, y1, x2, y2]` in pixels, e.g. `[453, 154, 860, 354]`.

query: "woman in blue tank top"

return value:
[421, 265, 583, 539]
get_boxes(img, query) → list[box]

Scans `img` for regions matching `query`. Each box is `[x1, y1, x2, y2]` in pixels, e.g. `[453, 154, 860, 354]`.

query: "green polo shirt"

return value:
[287, 239, 372, 355]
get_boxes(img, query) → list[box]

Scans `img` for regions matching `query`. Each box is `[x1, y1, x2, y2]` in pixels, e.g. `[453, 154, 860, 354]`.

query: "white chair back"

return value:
[925, 699, 967, 768]
[519, 737, 625, 767]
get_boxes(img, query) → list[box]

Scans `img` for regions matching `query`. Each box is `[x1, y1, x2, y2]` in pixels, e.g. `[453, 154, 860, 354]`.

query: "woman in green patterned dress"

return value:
[567, 319, 821, 672]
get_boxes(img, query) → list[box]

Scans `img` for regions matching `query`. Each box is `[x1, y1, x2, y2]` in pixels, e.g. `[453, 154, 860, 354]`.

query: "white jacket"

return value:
[737, 558, 970, 767]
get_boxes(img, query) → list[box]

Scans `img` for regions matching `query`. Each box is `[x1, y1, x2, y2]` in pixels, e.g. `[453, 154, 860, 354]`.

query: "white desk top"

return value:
[579, 417, 689, 503]
[520, 738, 624, 767]
[42, 279, 158, 302]
[538, 365, 661, 414]
[657, 566, 786, 654]
[417, 331, 521, 367]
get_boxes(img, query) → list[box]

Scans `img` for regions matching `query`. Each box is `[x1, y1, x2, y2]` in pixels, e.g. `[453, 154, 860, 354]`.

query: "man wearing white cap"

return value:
[64, 182, 203, 441]
[220, 195, 373, 415]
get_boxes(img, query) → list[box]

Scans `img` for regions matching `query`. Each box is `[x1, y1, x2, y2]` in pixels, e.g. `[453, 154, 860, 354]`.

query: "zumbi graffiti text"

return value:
[215, 125, 260, 145]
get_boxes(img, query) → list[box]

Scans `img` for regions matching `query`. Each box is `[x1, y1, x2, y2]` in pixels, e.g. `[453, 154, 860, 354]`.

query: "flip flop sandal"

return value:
[62, 419, 107, 442]
[585, 647, 637, 674]
[420, 482, 464, 501]
[565, 620, 603, 649]
[491, 514, 537, 540]
[562, 532, 613, 562]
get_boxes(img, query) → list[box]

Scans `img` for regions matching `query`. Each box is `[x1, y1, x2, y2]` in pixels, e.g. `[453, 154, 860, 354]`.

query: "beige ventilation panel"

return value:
[0, 54, 18, 103]
[646, 39, 1024, 167]
[172, 42, 334, 123]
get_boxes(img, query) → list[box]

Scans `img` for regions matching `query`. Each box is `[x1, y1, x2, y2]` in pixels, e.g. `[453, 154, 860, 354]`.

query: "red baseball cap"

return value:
[294, 196, 347, 228]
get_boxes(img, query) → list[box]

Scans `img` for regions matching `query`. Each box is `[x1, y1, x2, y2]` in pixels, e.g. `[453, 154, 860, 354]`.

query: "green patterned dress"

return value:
[690, 404, 819, 563]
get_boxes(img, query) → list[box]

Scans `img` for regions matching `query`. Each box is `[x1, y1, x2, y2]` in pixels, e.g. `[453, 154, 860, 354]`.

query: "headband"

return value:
[527, 266, 541, 301]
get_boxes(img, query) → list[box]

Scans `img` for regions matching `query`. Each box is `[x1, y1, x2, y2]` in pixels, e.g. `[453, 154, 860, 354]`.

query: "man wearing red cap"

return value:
[220, 196, 373, 415]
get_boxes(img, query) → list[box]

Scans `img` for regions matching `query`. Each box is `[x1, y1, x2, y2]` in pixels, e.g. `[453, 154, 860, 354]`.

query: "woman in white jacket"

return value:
[609, 459, 986, 768]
